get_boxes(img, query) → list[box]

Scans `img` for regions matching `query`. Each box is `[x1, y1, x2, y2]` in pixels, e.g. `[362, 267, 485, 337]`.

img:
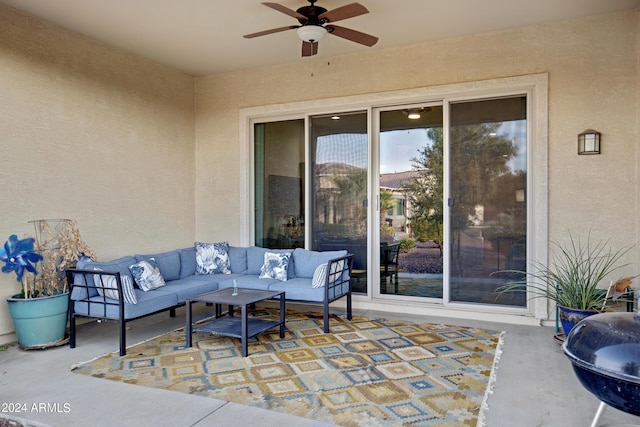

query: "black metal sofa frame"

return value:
[65, 253, 353, 356]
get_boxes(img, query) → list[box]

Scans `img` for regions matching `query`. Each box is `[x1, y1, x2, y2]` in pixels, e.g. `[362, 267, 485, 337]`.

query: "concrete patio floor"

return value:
[1, 303, 638, 427]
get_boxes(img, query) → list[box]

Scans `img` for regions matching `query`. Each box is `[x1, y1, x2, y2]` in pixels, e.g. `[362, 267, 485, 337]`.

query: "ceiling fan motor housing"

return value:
[296, 5, 328, 25]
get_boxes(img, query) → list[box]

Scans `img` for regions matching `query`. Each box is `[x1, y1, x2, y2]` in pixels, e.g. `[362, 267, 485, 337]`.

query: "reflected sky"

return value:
[380, 120, 526, 174]
[315, 120, 526, 174]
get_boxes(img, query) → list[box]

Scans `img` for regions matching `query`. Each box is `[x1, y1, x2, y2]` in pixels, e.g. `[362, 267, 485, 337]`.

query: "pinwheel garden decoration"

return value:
[1, 234, 43, 284]
[4, 220, 96, 348]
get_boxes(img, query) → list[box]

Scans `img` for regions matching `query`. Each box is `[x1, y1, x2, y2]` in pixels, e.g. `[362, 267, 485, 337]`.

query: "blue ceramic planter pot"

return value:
[558, 305, 599, 336]
[6, 293, 69, 348]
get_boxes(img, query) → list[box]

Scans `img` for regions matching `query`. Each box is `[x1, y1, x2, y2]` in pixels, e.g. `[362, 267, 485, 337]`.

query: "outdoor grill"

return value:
[562, 312, 640, 426]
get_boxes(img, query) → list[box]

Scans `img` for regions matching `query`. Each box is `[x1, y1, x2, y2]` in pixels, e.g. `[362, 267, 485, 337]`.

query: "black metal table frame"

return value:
[185, 288, 285, 357]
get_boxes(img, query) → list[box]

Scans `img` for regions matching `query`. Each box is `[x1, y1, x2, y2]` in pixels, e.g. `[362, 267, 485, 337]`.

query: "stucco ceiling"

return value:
[2, 0, 639, 76]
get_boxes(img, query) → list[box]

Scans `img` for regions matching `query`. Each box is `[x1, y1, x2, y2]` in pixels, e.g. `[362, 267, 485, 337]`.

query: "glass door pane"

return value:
[379, 106, 444, 297]
[310, 112, 368, 294]
[254, 120, 305, 249]
[448, 97, 527, 306]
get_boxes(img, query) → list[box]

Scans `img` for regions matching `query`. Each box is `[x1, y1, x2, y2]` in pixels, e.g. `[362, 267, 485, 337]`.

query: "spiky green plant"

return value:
[497, 232, 635, 311]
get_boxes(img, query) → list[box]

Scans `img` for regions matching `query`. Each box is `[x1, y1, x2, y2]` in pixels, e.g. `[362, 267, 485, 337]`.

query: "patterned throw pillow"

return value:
[129, 258, 166, 291]
[93, 268, 137, 304]
[195, 241, 231, 275]
[311, 263, 328, 288]
[311, 260, 345, 288]
[259, 251, 291, 282]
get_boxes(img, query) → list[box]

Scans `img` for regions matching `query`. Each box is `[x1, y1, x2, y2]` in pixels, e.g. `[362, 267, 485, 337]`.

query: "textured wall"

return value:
[0, 6, 195, 339]
[195, 10, 639, 261]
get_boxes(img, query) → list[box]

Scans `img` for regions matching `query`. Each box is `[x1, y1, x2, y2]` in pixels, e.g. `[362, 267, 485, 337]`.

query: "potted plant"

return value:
[496, 231, 635, 336]
[1, 219, 96, 348]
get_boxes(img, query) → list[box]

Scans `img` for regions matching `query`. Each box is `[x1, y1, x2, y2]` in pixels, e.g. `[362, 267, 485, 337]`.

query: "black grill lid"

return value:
[563, 312, 640, 383]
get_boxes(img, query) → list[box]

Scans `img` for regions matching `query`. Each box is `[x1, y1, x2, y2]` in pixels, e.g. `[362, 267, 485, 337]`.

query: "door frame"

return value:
[371, 101, 444, 301]
[240, 73, 549, 320]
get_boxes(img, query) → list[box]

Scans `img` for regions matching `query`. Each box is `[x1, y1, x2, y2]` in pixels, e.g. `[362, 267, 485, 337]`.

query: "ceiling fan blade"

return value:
[302, 41, 319, 57]
[262, 2, 306, 20]
[319, 3, 369, 23]
[244, 25, 298, 39]
[326, 25, 378, 47]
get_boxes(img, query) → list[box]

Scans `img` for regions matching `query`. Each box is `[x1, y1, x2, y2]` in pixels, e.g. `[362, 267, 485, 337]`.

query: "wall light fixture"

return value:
[578, 129, 601, 155]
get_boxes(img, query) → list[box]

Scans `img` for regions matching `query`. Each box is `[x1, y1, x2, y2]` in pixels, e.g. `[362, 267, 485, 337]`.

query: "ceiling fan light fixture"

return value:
[297, 25, 328, 43]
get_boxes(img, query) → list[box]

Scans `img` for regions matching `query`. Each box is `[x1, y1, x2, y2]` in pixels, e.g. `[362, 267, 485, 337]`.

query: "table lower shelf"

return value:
[193, 316, 282, 339]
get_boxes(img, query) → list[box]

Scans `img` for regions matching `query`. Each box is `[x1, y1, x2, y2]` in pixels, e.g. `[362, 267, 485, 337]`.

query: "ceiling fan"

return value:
[243, 0, 378, 57]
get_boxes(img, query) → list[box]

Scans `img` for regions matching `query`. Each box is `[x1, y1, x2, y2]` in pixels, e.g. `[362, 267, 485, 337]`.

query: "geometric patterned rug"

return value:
[71, 310, 504, 427]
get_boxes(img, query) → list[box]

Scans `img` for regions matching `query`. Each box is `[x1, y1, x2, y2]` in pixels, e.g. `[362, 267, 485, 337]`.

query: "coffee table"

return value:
[185, 287, 286, 356]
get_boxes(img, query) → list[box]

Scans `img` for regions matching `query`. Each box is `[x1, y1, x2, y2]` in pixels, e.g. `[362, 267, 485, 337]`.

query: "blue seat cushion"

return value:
[72, 288, 179, 320]
[162, 277, 219, 303]
[267, 278, 325, 302]
[217, 275, 279, 290]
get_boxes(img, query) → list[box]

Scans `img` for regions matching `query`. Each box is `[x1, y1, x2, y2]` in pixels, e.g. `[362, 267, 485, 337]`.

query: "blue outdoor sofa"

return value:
[66, 244, 353, 356]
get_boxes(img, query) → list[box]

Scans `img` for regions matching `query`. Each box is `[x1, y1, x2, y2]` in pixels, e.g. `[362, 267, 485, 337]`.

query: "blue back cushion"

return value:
[228, 246, 248, 273]
[292, 248, 347, 278]
[72, 255, 137, 299]
[134, 250, 181, 281]
[178, 247, 197, 278]
[247, 247, 269, 275]
[246, 247, 295, 278]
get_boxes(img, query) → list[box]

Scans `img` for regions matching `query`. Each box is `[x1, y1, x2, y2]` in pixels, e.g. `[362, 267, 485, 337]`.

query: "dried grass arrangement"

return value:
[21, 219, 97, 298]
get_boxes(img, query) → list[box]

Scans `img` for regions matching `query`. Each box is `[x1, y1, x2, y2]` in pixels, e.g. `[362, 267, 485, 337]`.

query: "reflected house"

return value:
[380, 170, 423, 238]
[317, 167, 425, 240]
[315, 162, 368, 274]
[315, 162, 367, 239]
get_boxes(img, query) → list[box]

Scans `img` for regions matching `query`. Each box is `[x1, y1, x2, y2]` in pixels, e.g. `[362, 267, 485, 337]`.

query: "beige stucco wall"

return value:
[637, 11, 640, 262]
[0, 6, 195, 340]
[195, 10, 639, 266]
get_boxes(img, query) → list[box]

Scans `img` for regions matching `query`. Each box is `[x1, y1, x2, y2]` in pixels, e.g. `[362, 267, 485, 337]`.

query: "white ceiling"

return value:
[2, 0, 639, 76]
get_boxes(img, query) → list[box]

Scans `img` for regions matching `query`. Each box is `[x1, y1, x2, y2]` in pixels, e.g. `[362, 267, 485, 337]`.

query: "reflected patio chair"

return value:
[380, 242, 401, 293]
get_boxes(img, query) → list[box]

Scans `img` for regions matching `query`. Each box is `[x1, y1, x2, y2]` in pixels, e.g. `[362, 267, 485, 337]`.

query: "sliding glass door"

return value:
[448, 97, 527, 307]
[254, 120, 305, 249]
[309, 112, 368, 293]
[253, 94, 529, 308]
[378, 105, 444, 298]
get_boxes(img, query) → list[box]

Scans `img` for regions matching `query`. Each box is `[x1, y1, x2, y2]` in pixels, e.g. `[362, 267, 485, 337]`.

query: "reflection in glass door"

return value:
[378, 106, 444, 298]
[310, 112, 368, 293]
[448, 97, 527, 307]
[254, 120, 305, 249]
